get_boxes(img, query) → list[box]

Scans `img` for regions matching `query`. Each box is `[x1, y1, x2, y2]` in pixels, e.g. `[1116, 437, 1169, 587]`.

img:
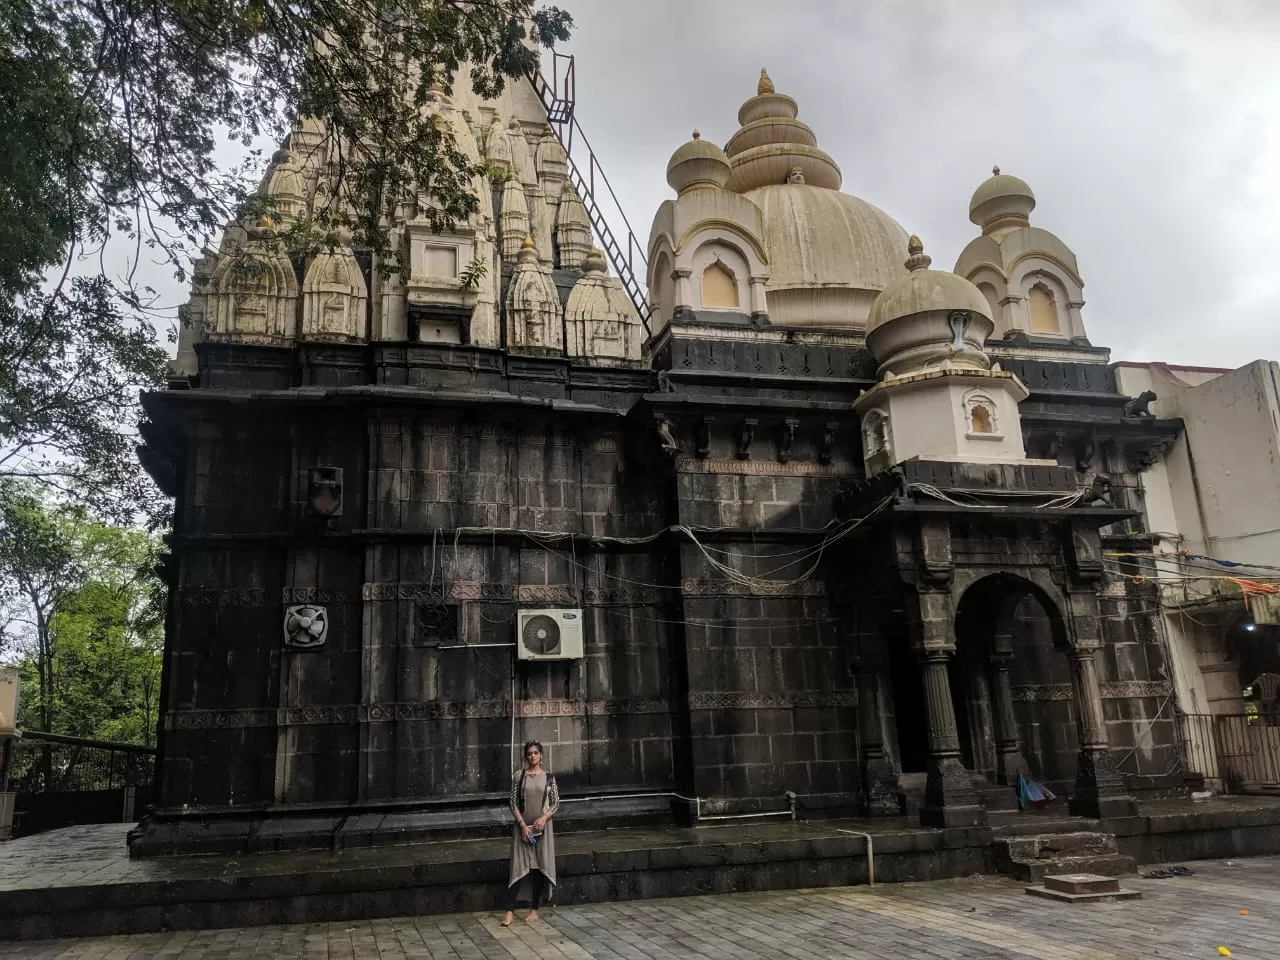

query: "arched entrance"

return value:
[954, 574, 1078, 790]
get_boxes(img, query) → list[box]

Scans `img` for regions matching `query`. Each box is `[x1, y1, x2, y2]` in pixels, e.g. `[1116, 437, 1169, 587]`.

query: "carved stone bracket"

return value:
[778, 418, 798, 464]
[818, 420, 838, 465]
[696, 416, 714, 459]
[737, 418, 757, 461]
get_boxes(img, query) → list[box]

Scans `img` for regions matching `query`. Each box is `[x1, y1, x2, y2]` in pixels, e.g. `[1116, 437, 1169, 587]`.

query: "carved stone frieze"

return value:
[282, 587, 356, 604]
[1011, 680, 1173, 702]
[166, 698, 676, 728]
[687, 691, 856, 710]
[182, 588, 267, 607]
[681, 578, 826, 598]
[675, 458, 852, 478]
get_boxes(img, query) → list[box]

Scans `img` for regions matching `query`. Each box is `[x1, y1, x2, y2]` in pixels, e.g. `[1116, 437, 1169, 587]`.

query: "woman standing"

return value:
[502, 739, 559, 926]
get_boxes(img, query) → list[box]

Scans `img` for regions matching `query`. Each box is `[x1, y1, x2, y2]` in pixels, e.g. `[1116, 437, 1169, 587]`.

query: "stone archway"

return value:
[954, 573, 1076, 789]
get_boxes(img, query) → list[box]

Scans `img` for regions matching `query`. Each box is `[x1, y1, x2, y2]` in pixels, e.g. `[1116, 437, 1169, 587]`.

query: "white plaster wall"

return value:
[1172, 361, 1280, 566]
[879, 379, 1027, 464]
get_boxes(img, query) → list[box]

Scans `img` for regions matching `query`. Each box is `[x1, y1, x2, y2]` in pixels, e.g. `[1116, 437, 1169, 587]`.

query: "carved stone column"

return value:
[855, 661, 900, 817]
[1064, 588, 1135, 818]
[909, 585, 983, 828]
[989, 648, 1030, 786]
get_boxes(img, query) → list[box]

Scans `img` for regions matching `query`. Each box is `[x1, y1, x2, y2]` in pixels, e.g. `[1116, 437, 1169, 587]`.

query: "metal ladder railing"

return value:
[529, 53, 652, 335]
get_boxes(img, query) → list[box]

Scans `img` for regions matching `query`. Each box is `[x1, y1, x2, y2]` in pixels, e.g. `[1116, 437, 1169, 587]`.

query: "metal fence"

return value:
[6, 730, 155, 793]
[3, 731, 155, 836]
[1178, 712, 1280, 794]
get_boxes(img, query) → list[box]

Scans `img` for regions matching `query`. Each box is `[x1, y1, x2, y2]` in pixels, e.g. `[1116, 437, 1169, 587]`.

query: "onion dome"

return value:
[666, 130, 732, 194]
[969, 164, 1036, 234]
[581, 246, 608, 275]
[724, 68, 841, 192]
[866, 236, 994, 376]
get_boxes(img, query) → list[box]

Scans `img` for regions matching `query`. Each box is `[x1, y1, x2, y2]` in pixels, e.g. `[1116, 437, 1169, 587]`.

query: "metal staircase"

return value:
[529, 53, 652, 335]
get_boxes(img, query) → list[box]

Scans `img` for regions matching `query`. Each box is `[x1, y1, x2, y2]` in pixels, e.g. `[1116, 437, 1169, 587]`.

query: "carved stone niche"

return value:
[284, 605, 328, 649]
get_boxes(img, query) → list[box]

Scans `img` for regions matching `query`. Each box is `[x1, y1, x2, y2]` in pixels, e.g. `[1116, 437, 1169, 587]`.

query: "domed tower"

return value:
[855, 237, 1038, 475]
[647, 70, 909, 332]
[647, 129, 771, 329]
[955, 166, 1088, 342]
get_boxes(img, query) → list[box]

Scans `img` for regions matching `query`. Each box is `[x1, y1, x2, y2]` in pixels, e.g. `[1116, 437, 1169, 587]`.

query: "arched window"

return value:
[964, 393, 1000, 437]
[863, 409, 892, 463]
[702, 261, 740, 309]
[1028, 283, 1059, 334]
[970, 404, 993, 434]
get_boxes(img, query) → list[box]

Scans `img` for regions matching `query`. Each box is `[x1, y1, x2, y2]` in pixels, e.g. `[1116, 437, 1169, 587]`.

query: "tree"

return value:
[0, 279, 170, 524]
[0, 0, 571, 515]
[0, 481, 163, 744]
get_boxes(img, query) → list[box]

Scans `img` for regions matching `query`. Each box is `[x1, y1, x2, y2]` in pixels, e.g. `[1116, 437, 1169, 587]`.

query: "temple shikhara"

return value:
[137, 55, 1246, 880]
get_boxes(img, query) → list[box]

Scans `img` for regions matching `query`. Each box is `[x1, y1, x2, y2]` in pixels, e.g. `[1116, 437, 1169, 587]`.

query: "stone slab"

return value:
[1043, 872, 1120, 894]
[1025, 884, 1143, 902]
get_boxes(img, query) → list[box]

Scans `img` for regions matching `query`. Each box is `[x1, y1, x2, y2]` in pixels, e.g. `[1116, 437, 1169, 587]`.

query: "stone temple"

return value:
[136, 64, 1188, 856]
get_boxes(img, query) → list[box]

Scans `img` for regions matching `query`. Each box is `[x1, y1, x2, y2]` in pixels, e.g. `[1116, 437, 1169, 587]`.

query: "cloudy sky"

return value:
[551, 0, 1280, 368]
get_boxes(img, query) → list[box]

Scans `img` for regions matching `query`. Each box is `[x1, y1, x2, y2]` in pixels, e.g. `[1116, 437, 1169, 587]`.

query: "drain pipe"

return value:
[836, 828, 875, 887]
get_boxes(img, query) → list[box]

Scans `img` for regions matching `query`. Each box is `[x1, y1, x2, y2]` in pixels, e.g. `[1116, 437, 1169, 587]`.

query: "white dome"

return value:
[745, 183, 909, 328]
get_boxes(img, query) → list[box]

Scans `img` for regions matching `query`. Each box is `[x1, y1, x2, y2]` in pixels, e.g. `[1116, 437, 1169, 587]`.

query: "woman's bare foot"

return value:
[501, 911, 514, 927]
[525, 909, 540, 923]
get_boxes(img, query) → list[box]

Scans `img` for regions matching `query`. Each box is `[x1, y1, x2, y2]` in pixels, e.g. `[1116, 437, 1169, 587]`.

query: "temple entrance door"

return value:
[888, 624, 929, 773]
[950, 614, 996, 777]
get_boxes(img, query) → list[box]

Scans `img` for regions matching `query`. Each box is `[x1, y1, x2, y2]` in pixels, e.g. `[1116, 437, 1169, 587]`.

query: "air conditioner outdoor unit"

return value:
[516, 608, 585, 661]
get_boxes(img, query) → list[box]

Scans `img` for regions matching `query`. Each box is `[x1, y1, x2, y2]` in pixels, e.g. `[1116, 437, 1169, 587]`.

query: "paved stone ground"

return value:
[1, 856, 1277, 960]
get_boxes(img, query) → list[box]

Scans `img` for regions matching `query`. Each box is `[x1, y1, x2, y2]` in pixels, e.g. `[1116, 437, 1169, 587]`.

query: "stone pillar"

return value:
[855, 661, 900, 817]
[1064, 589, 1135, 818]
[909, 587, 983, 828]
[989, 648, 1030, 786]
[673, 267, 694, 315]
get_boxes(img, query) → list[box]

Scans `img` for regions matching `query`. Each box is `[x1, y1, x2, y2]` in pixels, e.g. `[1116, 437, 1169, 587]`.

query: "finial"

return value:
[521, 234, 535, 250]
[583, 247, 607, 274]
[992, 164, 1001, 176]
[758, 68, 775, 96]
[904, 235, 932, 272]
[692, 129, 701, 140]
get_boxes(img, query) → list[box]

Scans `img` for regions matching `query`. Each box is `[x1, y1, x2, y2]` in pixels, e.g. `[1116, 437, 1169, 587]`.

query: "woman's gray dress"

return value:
[508, 770, 557, 887]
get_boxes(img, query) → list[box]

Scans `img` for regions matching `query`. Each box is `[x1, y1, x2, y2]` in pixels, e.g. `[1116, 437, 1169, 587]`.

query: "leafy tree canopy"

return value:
[0, 480, 164, 744]
[0, 0, 571, 516]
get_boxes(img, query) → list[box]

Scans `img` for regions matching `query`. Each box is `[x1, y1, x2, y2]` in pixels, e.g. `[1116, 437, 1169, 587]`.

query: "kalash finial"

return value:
[758, 68, 775, 96]
[992, 164, 1001, 176]
[692, 129, 701, 140]
[905, 235, 932, 272]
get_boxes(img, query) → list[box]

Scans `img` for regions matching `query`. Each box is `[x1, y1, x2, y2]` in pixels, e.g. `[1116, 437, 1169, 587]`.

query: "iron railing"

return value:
[529, 52, 653, 335]
[5, 730, 155, 794]
[1178, 712, 1280, 794]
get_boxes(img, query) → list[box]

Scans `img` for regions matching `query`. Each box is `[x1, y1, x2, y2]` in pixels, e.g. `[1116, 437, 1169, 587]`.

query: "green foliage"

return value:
[0, 481, 164, 744]
[0, 278, 169, 523]
[460, 254, 489, 291]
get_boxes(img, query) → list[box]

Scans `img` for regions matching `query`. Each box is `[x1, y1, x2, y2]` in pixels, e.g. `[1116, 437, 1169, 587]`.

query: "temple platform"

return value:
[4, 796, 1280, 940]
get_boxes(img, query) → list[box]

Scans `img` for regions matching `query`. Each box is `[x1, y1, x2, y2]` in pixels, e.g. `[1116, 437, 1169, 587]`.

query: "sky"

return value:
[548, 0, 1280, 368]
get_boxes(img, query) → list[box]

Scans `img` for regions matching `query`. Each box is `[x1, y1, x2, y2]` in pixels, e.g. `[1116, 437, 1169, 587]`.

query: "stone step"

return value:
[1026, 872, 1143, 903]
[996, 831, 1118, 861]
[1004, 852, 1136, 883]
[972, 777, 1019, 812]
[989, 815, 1101, 838]
[1045, 873, 1120, 895]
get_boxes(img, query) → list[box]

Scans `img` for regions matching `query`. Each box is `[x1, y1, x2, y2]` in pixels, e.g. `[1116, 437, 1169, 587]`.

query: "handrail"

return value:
[16, 730, 156, 754]
[528, 53, 653, 336]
